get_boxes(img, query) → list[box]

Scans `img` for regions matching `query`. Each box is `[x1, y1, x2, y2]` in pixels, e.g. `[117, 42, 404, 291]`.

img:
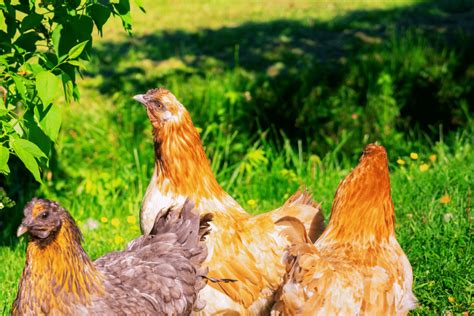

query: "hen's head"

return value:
[133, 87, 186, 128]
[17, 198, 80, 244]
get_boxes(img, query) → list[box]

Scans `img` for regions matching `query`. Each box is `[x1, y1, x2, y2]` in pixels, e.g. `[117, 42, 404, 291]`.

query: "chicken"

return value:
[13, 198, 211, 315]
[133, 87, 325, 314]
[272, 144, 417, 315]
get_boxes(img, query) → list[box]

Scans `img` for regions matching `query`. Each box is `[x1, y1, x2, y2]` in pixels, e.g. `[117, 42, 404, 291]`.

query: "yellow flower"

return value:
[440, 194, 451, 204]
[127, 216, 136, 224]
[419, 164, 429, 172]
[410, 152, 418, 160]
[429, 154, 437, 162]
[448, 296, 455, 303]
[196, 127, 203, 134]
[114, 235, 124, 244]
[309, 154, 321, 164]
[111, 218, 120, 227]
[397, 158, 406, 165]
[100, 217, 108, 223]
[247, 199, 257, 206]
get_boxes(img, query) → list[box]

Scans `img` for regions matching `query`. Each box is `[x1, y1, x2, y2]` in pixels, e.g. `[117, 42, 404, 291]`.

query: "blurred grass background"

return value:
[1, 0, 473, 314]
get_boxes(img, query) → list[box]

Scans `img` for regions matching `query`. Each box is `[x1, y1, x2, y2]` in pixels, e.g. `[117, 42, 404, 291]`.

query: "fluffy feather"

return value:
[272, 144, 417, 315]
[134, 88, 325, 314]
[13, 198, 210, 315]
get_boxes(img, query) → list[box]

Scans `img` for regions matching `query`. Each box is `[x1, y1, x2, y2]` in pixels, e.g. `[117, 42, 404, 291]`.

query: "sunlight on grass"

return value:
[98, 0, 420, 40]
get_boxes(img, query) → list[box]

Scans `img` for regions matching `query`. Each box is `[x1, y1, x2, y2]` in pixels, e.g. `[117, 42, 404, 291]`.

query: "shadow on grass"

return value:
[2, 0, 474, 247]
[89, 0, 474, 148]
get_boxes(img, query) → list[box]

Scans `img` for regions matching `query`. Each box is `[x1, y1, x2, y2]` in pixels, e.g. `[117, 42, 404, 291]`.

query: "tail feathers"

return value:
[284, 188, 319, 208]
[308, 210, 326, 243]
[151, 199, 200, 247]
[275, 188, 326, 243]
[275, 216, 310, 245]
[149, 200, 212, 313]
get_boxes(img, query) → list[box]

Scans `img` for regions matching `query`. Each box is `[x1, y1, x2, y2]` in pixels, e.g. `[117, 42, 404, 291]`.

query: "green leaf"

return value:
[113, 0, 132, 34]
[0, 145, 10, 174]
[0, 11, 6, 30]
[26, 62, 44, 74]
[13, 138, 47, 159]
[61, 72, 73, 103]
[20, 12, 42, 32]
[13, 75, 28, 100]
[56, 15, 93, 57]
[36, 71, 60, 106]
[90, 3, 111, 35]
[10, 138, 46, 183]
[67, 40, 89, 59]
[68, 60, 86, 69]
[39, 103, 61, 141]
[52, 24, 63, 56]
[14, 31, 40, 52]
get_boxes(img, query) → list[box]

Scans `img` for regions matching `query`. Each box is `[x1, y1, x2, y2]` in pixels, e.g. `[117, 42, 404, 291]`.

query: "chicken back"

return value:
[272, 144, 417, 315]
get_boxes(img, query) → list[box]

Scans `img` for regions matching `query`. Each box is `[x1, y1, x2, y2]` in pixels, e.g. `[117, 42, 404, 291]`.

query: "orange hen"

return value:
[133, 88, 325, 314]
[272, 144, 417, 315]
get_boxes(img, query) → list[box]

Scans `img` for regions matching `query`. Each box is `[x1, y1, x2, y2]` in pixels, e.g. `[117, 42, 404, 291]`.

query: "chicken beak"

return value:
[133, 94, 147, 106]
[17, 224, 29, 237]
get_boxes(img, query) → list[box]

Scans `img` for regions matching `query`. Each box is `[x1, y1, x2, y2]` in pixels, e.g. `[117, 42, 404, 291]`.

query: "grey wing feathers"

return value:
[93, 200, 210, 315]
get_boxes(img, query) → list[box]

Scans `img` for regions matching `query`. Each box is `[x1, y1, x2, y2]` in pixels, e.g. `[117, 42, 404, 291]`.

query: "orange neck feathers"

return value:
[17, 214, 104, 312]
[323, 144, 395, 244]
[152, 111, 225, 200]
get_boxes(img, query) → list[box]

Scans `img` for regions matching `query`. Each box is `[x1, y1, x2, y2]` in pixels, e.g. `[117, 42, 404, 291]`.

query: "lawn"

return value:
[1, 0, 473, 314]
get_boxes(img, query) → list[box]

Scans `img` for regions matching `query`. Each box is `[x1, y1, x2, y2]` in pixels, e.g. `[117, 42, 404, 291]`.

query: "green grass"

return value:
[1, 0, 473, 314]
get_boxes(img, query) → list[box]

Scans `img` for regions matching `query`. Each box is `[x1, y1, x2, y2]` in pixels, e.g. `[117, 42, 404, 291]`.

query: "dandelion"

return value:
[448, 296, 455, 303]
[100, 217, 108, 223]
[247, 199, 256, 206]
[111, 218, 120, 227]
[196, 127, 203, 134]
[419, 164, 429, 172]
[397, 158, 405, 165]
[127, 215, 136, 224]
[410, 152, 418, 160]
[114, 235, 124, 244]
[429, 154, 437, 162]
[440, 194, 451, 204]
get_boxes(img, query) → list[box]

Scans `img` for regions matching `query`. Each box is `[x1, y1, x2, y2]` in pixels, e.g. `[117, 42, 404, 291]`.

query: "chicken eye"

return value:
[40, 211, 49, 219]
[153, 101, 163, 109]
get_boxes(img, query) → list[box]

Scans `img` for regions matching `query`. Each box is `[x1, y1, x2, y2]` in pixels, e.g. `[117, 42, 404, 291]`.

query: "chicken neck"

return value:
[17, 215, 104, 310]
[319, 145, 396, 244]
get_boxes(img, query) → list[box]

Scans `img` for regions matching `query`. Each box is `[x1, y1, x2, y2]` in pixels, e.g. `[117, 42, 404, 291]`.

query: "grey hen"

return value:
[13, 198, 211, 315]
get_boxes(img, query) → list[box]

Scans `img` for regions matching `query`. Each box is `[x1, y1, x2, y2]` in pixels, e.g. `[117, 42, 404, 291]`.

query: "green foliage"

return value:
[0, 0, 134, 184]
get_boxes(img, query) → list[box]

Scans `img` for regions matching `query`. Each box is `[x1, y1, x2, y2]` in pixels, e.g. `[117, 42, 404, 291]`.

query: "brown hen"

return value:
[13, 198, 211, 315]
[133, 88, 325, 314]
[272, 144, 417, 315]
